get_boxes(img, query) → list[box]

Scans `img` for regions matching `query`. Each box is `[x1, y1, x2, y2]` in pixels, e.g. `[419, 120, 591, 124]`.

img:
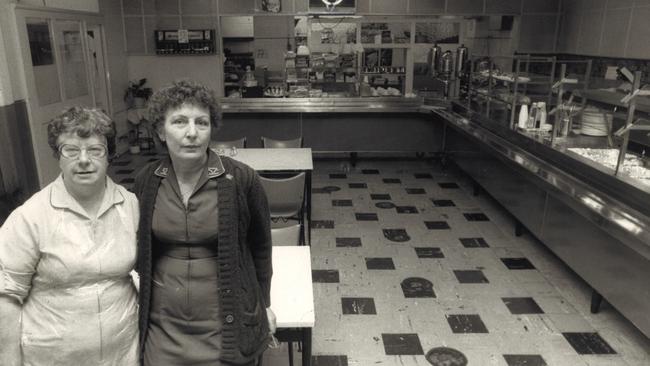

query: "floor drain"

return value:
[322, 186, 341, 192]
[425, 347, 467, 366]
[375, 201, 396, 209]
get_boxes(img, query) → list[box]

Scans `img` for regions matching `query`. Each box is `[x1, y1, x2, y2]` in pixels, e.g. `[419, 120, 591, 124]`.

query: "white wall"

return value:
[17, 0, 99, 12]
[126, 55, 223, 96]
[559, 0, 650, 59]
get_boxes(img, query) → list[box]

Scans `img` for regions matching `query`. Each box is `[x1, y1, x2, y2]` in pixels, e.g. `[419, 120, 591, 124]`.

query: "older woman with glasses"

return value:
[0, 107, 139, 366]
[133, 80, 274, 366]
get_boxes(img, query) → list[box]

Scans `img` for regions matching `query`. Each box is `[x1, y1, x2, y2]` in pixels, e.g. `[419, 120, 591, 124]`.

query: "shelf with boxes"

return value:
[154, 29, 216, 55]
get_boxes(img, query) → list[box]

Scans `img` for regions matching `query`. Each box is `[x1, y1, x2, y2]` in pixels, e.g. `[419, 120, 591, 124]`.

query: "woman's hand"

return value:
[266, 307, 277, 334]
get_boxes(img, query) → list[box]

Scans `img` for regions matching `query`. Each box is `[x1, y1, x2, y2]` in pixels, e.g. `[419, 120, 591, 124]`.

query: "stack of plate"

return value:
[580, 107, 611, 136]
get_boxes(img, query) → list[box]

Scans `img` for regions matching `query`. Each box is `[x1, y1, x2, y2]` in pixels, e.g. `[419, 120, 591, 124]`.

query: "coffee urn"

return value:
[428, 43, 442, 77]
[455, 44, 468, 77]
[439, 50, 454, 76]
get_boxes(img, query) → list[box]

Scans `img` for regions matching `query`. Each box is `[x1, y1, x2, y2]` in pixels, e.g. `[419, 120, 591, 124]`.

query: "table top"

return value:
[229, 148, 313, 171]
[270, 246, 315, 328]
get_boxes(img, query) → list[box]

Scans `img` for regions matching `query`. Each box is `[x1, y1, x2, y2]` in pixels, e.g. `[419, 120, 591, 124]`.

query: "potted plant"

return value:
[124, 78, 153, 109]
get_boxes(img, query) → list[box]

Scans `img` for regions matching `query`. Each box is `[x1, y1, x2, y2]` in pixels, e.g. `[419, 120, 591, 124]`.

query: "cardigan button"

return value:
[225, 314, 234, 323]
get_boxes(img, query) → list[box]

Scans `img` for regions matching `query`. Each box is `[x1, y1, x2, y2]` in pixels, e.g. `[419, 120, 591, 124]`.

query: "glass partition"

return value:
[26, 18, 61, 105]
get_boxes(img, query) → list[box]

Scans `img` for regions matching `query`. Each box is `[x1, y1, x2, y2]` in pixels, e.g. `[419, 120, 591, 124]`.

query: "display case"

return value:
[463, 55, 558, 129]
[460, 55, 650, 187]
[559, 70, 650, 187]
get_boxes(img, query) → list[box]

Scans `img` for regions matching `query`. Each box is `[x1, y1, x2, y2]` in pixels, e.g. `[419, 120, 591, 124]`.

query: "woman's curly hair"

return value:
[147, 79, 221, 134]
[47, 106, 115, 158]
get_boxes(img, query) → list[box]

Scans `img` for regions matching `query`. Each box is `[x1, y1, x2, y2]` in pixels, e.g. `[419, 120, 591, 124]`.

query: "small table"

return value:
[270, 246, 314, 366]
[230, 148, 314, 245]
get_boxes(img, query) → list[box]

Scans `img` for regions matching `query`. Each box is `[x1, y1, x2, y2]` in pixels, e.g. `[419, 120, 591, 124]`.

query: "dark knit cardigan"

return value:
[133, 154, 272, 364]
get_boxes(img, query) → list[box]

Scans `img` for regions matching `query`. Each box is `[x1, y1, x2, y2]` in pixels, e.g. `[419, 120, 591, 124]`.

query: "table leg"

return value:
[302, 327, 312, 366]
[306, 171, 312, 246]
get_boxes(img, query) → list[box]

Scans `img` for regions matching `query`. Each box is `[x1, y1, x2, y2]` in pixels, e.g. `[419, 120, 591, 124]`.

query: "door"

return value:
[15, 10, 109, 187]
[85, 23, 111, 116]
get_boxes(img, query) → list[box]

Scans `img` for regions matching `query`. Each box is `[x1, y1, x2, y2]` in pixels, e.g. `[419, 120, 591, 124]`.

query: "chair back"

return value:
[261, 136, 303, 148]
[210, 137, 247, 152]
[271, 224, 301, 246]
[259, 172, 305, 218]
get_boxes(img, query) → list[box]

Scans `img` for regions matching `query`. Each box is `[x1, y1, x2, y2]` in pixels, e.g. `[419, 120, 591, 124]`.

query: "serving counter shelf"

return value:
[435, 101, 650, 338]
[220, 97, 424, 113]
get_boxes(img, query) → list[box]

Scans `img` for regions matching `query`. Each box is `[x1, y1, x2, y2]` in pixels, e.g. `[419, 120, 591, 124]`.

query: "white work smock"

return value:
[0, 175, 139, 366]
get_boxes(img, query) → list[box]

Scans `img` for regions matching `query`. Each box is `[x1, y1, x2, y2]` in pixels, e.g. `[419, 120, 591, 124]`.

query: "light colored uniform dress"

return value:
[0, 175, 139, 366]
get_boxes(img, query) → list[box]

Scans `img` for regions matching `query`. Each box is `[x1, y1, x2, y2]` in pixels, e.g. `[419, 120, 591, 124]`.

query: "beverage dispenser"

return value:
[455, 44, 468, 78]
[428, 44, 442, 77]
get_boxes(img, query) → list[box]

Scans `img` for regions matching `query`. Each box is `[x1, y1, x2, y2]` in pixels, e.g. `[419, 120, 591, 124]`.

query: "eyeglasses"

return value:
[58, 144, 108, 159]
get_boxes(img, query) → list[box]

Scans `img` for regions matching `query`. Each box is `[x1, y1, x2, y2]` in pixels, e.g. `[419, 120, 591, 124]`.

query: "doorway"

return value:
[15, 9, 111, 187]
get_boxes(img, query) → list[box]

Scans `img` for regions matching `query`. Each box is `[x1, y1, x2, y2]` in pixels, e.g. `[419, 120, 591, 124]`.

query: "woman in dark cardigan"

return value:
[133, 80, 275, 365]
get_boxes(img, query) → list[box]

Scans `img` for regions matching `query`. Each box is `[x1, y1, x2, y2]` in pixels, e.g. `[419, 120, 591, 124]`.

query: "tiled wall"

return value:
[559, 0, 650, 59]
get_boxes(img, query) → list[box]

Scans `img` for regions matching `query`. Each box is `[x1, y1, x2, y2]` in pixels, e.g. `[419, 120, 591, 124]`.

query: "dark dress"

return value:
[143, 158, 224, 366]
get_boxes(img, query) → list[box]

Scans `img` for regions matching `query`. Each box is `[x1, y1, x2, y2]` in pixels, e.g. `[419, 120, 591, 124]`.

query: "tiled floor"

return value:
[108, 154, 650, 366]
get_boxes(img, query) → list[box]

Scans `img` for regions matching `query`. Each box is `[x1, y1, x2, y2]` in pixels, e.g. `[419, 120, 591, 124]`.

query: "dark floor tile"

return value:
[383, 178, 401, 184]
[312, 355, 348, 366]
[376, 201, 396, 209]
[332, 199, 353, 207]
[381, 333, 424, 355]
[341, 297, 377, 315]
[312, 270, 340, 283]
[414, 247, 444, 258]
[336, 237, 362, 247]
[501, 257, 536, 270]
[147, 158, 158, 162]
[463, 212, 490, 221]
[365, 257, 395, 270]
[355, 212, 378, 221]
[414, 173, 433, 179]
[371, 193, 391, 200]
[439, 182, 460, 189]
[396, 206, 418, 214]
[454, 270, 489, 284]
[502, 297, 544, 315]
[313, 220, 335, 229]
[503, 354, 547, 366]
[432, 199, 455, 207]
[111, 161, 131, 166]
[119, 178, 135, 184]
[562, 332, 616, 355]
[446, 314, 489, 333]
[401, 277, 436, 298]
[406, 188, 426, 194]
[425, 221, 450, 230]
[383, 228, 410, 242]
[349, 183, 367, 189]
[313, 186, 341, 194]
[362, 169, 379, 175]
[329, 173, 347, 179]
[115, 169, 134, 174]
[459, 237, 489, 248]
[426, 347, 468, 366]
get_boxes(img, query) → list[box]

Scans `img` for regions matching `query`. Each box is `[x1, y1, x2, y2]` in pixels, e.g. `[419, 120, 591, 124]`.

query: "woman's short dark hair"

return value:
[147, 80, 221, 134]
[47, 106, 115, 158]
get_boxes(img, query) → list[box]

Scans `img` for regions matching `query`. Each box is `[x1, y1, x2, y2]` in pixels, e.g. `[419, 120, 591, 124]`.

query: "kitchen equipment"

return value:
[428, 44, 441, 77]
[439, 50, 453, 76]
[455, 44, 468, 77]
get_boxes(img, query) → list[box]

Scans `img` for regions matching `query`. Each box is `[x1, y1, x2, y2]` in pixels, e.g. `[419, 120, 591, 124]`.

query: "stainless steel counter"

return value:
[433, 104, 650, 338]
[220, 97, 425, 113]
